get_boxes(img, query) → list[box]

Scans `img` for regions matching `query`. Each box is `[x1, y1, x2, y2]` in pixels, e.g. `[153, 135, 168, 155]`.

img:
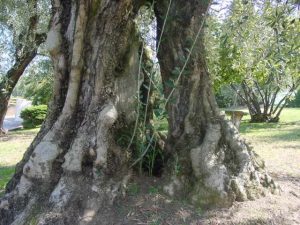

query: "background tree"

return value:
[0, 1, 276, 224]
[0, 0, 50, 133]
[13, 57, 53, 105]
[206, 0, 300, 122]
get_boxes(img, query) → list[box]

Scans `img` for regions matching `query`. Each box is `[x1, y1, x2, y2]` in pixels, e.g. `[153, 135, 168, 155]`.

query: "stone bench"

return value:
[225, 110, 248, 130]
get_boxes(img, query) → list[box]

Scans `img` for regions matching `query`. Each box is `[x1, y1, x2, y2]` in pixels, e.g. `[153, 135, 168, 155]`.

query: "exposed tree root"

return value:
[163, 119, 278, 207]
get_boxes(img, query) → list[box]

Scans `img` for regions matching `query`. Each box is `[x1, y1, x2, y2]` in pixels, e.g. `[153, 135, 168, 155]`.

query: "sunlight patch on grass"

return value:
[238, 108, 300, 178]
[0, 128, 39, 196]
[0, 166, 15, 196]
[0, 139, 33, 166]
[240, 108, 300, 138]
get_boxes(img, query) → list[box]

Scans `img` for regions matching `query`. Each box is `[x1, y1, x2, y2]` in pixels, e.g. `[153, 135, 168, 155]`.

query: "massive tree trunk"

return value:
[155, 0, 277, 207]
[0, 0, 46, 133]
[0, 0, 145, 224]
[0, 0, 278, 224]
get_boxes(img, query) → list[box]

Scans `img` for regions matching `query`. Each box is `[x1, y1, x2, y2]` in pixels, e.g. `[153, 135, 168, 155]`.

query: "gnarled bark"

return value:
[1, 1, 278, 224]
[0, 0, 145, 224]
[154, 0, 277, 207]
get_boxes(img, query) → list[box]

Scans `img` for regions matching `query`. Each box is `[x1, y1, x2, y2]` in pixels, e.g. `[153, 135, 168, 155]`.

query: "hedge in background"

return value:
[20, 105, 48, 128]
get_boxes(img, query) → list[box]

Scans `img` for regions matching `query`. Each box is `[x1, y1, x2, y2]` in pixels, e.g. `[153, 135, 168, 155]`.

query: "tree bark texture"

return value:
[1, 0, 145, 224]
[155, 0, 277, 207]
[0, 0, 46, 133]
[0, 0, 278, 224]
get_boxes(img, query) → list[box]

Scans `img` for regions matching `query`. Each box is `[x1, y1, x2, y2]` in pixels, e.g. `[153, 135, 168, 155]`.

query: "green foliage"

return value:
[215, 85, 239, 108]
[20, 105, 47, 128]
[148, 186, 159, 194]
[208, 0, 300, 89]
[127, 183, 140, 196]
[287, 89, 300, 107]
[0, 0, 50, 40]
[215, 93, 233, 108]
[173, 154, 181, 176]
[13, 57, 53, 105]
[206, 0, 300, 120]
[0, 0, 51, 74]
[130, 122, 164, 176]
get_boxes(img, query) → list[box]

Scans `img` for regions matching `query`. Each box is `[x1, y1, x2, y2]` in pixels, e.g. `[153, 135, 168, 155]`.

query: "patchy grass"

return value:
[0, 128, 39, 196]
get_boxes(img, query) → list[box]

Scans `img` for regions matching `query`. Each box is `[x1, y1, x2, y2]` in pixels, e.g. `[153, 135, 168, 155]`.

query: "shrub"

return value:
[215, 92, 234, 108]
[215, 85, 236, 108]
[20, 105, 48, 128]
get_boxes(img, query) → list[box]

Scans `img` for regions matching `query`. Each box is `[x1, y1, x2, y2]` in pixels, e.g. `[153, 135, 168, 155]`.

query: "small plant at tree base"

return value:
[148, 186, 159, 194]
[20, 105, 48, 128]
[127, 183, 140, 196]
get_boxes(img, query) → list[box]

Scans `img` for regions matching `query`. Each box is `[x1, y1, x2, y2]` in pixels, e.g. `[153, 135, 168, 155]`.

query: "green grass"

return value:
[0, 128, 39, 196]
[0, 166, 15, 194]
[240, 108, 300, 140]
[238, 108, 300, 178]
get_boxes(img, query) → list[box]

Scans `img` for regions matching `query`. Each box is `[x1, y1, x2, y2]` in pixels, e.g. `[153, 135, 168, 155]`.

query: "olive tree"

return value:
[0, 1, 276, 224]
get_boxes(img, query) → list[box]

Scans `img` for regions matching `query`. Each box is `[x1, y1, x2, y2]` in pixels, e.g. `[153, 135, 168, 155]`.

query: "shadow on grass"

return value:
[0, 165, 15, 197]
[7, 127, 40, 137]
[239, 119, 300, 143]
[268, 127, 300, 142]
[240, 120, 300, 132]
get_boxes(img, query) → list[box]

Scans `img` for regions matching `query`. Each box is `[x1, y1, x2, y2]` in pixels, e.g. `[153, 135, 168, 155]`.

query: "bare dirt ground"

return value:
[80, 169, 299, 225]
[107, 172, 300, 225]
[105, 126, 300, 225]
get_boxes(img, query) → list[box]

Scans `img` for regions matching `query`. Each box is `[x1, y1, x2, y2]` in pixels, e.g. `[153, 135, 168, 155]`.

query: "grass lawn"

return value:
[239, 108, 300, 178]
[0, 128, 39, 196]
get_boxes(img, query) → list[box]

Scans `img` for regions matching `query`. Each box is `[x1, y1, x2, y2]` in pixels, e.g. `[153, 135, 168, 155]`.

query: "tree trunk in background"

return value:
[0, 0, 46, 133]
[0, 0, 144, 224]
[231, 79, 300, 123]
[155, 0, 277, 207]
[0, 52, 36, 133]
